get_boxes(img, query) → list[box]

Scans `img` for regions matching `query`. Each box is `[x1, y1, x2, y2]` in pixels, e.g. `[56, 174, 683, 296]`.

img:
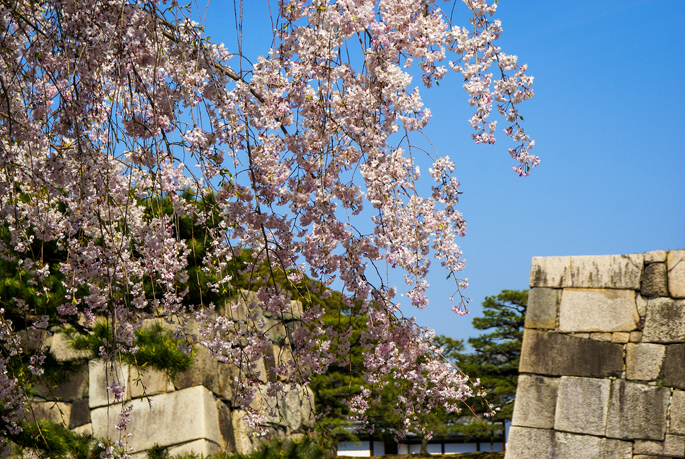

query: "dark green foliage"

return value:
[69, 322, 193, 376]
[456, 290, 527, 421]
[8, 419, 105, 459]
[308, 297, 368, 439]
[147, 444, 171, 459]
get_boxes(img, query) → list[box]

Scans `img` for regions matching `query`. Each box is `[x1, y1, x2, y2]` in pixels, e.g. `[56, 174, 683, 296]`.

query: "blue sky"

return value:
[202, 0, 685, 344]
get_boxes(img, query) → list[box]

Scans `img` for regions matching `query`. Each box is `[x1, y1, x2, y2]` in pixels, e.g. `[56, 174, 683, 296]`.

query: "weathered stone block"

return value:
[175, 346, 219, 393]
[217, 400, 236, 452]
[591, 332, 612, 341]
[301, 385, 315, 429]
[631, 331, 644, 342]
[265, 343, 295, 382]
[626, 343, 666, 381]
[280, 300, 304, 322]
[504, 427, 554, 459]
[262, 316, 288, 342]
[519, 330, 623, 378]
[663, 344, 685, 390]
[34, 366, 89, 401]
[17, 329, 51, 351]
[612, 332, 630, 343]
[27, 401, 71, 425]
[642, 262, 669, 297]
[530, 254, 643, 289]
[72, 423, 92, 435]
[69, 398, 91, 428]
[664, 434, 685, 457]
[559, 288, 639, 332]
[525, 288, 559, 329]
[637, 294, 649, 318]
[671, 390, 685, 435]
[167, 439, 221, 458]
[256, 384, 314, 432]
[635, 435, 685, 457]
[550, 433, 631, 458]
[600, 438, 634, 458]
[92, 386, 222, 454]
[554, 432, 603, 458]
[88, 360, 130, 408]
[634, 440, 665, 455]
[643, 298, 685, 343]
[554, 376, 610, 436]
[232, 410, 257, 454]
[50, 333, 92, 361]
[646, 251, 668, 263]
[606, 380, 669, 440]
[668, 250, 685, 298]
[130, 366, 173, 398]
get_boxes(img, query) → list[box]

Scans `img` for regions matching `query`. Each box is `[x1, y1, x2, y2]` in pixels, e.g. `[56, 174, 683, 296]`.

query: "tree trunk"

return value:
[420, 436, 429, 455]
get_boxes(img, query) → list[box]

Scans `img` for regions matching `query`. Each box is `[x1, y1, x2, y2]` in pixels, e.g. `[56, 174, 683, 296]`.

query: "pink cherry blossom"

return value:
[0, 0, 536, 452]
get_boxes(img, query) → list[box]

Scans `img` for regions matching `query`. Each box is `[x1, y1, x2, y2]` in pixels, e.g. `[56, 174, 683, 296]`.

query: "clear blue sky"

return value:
[202, 0, 685, 344]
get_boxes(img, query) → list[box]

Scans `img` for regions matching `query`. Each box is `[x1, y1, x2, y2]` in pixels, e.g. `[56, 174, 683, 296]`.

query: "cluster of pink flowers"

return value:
[0, 0, 536, 452]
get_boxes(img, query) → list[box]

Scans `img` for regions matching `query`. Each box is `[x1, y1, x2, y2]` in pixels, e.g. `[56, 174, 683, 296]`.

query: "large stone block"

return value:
[554, 432, 603, 458]
[504, 427, 554, 459]
[600, 438, 634, 458]
[50, 332, 92, 361]
[558, 288, 639, 332]
[519, 330, 623, 378]
[88, 360, 130, 408]
[530, 254, 643, 289]
[645, 251, 668, 263]
[301, 386, 315, 429]
[643, 298, 685, 343]
[216, 400, 236, 452]
[232, 410, 257, 454]
[553, 433, 631, 458]
[626, 343, 666, 381]
[670, 390, 685, 435]
[26, 401, 71, 425]
[167, 439, 221, 458]
[606, 380, 669, 441]
[663, 344, 685, 390]
[635, 435, 685, 457]
[69, 399, 91, 429]
[668, 250, 685, 298]
[264, 343, 295, 382]
[255, 384, 314, 432]
[525, 288, 559, 329]
[175, 345, 220, 393]
[35, 367, 89, 401]
[73, 423, 92, 435]
[554, 376, 611, 436]
[642, 262, 669, 297]
[664, 434, 685, 457]
[130, 366, 173, 398]
[92, 386, 222, 454]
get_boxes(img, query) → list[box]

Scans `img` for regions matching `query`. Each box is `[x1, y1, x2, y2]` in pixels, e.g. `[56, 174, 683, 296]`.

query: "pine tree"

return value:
[458, 290, 527, 420]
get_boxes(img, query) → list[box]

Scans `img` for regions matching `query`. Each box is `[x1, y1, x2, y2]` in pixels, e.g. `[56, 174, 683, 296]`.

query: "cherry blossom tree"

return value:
[0, 0, 537, 455]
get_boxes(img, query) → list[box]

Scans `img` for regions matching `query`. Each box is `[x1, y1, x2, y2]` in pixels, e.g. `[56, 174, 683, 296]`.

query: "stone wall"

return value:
[506, 250, 685, 459]
[29, 291, 315, 458]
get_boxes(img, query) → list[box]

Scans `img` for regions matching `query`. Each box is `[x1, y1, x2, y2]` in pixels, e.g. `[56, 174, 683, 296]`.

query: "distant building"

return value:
[335, 421, 511, 456]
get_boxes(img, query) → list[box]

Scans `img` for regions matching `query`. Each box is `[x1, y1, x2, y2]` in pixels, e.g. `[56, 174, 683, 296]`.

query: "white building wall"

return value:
[443, 443, 479, 453]
[336, 441, 370, 457]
